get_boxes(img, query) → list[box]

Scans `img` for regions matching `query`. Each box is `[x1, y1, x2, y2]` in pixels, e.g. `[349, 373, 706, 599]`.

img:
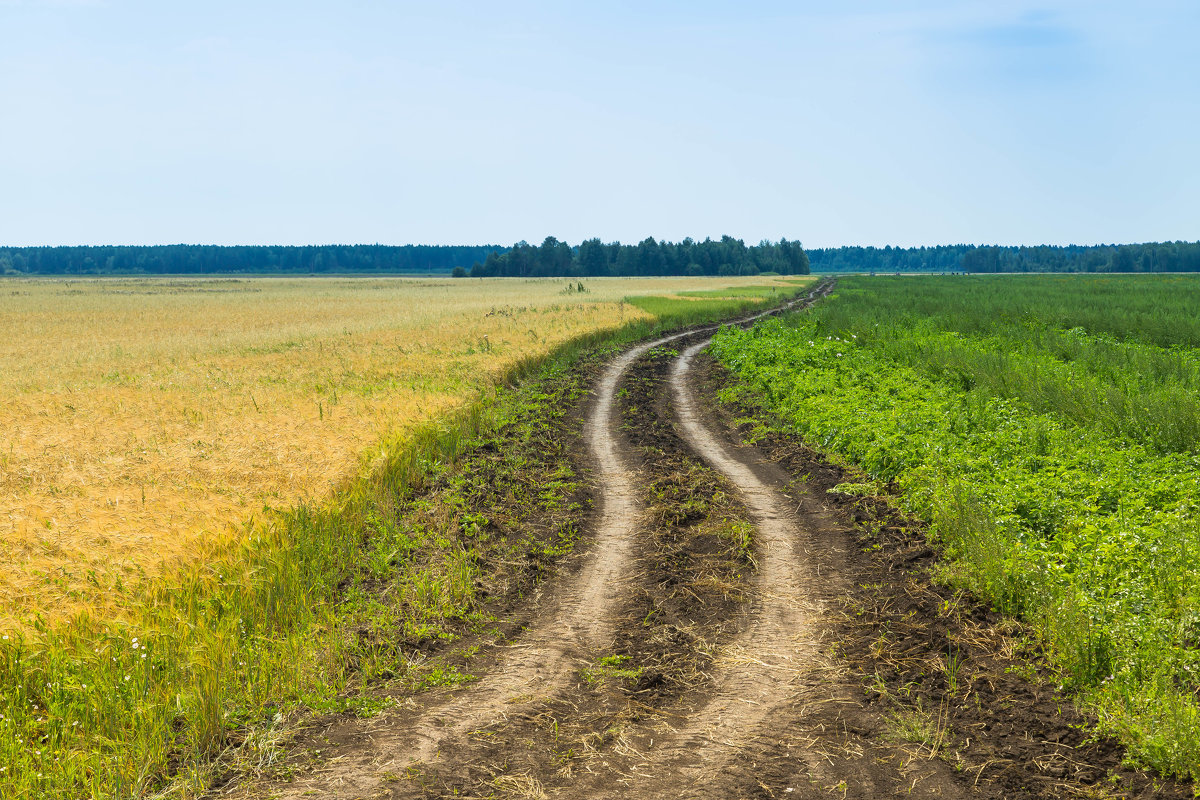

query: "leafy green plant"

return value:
[710, 275, 1200, 781]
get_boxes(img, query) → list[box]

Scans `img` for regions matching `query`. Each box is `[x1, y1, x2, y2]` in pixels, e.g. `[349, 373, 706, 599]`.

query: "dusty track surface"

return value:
[575, 335, 840, 795]
[231, 286, 1193, 799]
[559, 324, 972, 799]
[234, 326, 713, 800]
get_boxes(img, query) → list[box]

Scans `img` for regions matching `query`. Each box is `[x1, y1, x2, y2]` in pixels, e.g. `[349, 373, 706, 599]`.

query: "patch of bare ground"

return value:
[403, 343, 759, 797]
[553, 333, 969, 800]
[215, 348, 609, 799]
[701, 351, 1196, 800]
[364, 298, 832, 798]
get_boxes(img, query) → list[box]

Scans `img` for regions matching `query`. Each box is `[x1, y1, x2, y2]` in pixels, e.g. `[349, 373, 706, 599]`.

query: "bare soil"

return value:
[403, 342, 761, 798]
[225, 289, 1194, 800]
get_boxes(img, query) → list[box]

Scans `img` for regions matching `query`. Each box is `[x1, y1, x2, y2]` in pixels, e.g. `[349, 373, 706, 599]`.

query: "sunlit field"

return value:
[711, 274, 1200, 779]
[0, 274, 798, 626]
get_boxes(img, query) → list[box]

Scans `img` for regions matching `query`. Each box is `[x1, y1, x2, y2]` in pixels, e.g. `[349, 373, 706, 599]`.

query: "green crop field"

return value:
[710, 275, 1200, 780]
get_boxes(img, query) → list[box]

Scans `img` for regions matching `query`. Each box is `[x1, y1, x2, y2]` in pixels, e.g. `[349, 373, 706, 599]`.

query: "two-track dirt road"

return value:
[230, 285, 1190, 800]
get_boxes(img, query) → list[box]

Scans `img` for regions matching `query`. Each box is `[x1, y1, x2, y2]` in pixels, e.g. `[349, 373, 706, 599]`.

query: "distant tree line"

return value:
[807, 245, 973, 273]
[9, 240, 1196, 278]
[469, 236, 809, 277]
[960, 242, 1200, 273]
[0, 244, 503, 275]
[807, 242, 1200, 274]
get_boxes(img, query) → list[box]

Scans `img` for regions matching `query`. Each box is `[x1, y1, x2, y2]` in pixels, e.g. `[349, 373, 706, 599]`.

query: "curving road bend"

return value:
[262, 326, 711, 799]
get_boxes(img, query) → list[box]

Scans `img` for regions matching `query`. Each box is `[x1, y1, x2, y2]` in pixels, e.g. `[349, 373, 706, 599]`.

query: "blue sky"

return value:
[1, 1, 1197, 247]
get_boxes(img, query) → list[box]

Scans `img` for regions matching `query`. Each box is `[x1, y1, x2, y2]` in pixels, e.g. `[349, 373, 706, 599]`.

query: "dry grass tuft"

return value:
[491, 771, 547, 799]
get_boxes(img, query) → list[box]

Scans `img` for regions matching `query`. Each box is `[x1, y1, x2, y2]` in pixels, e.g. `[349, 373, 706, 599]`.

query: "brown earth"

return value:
[223, 287, 1194, 800]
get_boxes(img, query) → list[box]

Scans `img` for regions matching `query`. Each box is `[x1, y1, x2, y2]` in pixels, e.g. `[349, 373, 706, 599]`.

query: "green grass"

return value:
[0, 281, 807, 799]
[821, 276, 1200, 455]
[813, 273, 1200, 348]
[709, 275, 1200, 782]
[676, 285, 793, 300]
[579, 654, 645, 689]
[624, 292, 779, 325]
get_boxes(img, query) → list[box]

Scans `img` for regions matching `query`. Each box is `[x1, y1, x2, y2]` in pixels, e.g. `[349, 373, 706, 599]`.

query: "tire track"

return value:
[379, 292, 835, 797]
[573, 335, 829, 798]
[258, 328, 705, 799]
[578, 296, 961, 799]
[659, 336, 827, 786]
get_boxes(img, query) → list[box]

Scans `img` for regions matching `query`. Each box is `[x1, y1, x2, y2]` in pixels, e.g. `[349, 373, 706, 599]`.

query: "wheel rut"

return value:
[250, 325, 717, 800]
[567, 322, 967, 799]
[630, 335, 830, 788]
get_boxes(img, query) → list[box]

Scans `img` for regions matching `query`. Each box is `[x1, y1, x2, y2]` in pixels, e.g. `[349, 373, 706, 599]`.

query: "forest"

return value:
[467, 236, 810, 277]
[807, 241, 1200, 273]
[960, 242, 1200, 273]
[6, 239, 1200, 277]
[0, 244, 502, 275]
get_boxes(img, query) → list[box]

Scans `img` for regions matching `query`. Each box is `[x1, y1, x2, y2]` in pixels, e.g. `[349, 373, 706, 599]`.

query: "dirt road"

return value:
[231, 287, 1190, 799]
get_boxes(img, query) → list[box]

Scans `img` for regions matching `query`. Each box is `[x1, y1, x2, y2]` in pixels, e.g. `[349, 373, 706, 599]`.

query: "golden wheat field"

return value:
[0, 274, 796, 626]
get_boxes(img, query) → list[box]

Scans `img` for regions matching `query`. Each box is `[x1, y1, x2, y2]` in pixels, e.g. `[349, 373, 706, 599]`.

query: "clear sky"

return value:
[2, 1, 1197, 248]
